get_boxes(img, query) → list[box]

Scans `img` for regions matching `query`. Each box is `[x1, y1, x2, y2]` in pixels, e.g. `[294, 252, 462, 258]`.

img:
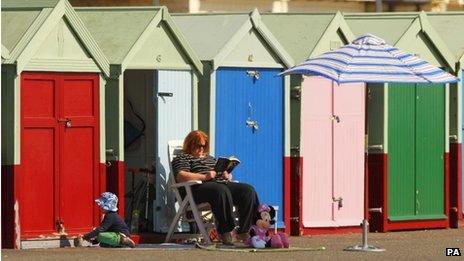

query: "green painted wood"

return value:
[388, 83, 445, 220]
[415, 84, 445, 217]
[388, 83, 416, 219]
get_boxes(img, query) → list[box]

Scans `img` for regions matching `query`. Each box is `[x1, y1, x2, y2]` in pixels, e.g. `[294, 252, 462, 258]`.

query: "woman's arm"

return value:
[177, 170, 216, 182]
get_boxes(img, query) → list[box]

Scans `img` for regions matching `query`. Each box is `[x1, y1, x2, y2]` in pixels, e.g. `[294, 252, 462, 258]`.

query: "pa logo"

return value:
[445, 248, 461, 256]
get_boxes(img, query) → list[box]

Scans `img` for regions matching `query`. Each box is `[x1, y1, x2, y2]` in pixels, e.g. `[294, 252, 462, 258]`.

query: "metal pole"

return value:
[344, 219, 385, 252]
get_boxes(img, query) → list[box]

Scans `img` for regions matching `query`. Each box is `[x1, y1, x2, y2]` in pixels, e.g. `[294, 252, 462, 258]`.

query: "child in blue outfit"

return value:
[77, 192, 135, 248]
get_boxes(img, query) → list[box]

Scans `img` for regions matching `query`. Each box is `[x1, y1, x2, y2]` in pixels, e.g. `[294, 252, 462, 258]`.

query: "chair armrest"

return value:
[171, 180, 202, 188]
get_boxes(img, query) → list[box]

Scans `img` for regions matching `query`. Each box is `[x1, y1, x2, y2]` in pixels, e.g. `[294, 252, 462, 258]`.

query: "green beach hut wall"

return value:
[427, 11, 464, 228]
[262, 12, 368, 236]
[76, 6, 203, 233]
[173, 9, 294, 230]
[1, 0, 110, 249]
[345, 12, 457, 232]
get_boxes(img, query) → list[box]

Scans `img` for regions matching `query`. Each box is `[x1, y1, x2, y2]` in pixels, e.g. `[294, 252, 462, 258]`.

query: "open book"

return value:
[214, 156, 240, 175]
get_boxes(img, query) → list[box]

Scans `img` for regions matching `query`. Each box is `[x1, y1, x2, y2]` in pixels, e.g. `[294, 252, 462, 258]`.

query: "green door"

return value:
[388, 83, 445, 221]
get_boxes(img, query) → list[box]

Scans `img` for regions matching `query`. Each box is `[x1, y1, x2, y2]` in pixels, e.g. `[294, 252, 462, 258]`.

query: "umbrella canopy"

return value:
[281, 34, 459, 84]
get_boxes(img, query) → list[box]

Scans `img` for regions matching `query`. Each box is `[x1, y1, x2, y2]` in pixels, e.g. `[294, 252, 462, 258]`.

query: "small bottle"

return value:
[131, 210, 139, 233]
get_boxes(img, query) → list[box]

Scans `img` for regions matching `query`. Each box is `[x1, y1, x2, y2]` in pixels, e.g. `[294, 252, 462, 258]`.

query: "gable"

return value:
[24, 17, 99, 71]
[262, 14, 335, 64]
[222, 28, 281, 67]
[397, 28, 448, 69]
[311, 28, 349, 58]
[345, 17, 414, 45]
[126, 21, 191, 69]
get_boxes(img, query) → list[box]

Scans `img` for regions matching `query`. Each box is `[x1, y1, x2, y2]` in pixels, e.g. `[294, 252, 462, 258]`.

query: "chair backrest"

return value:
[167, 140, 184, 203]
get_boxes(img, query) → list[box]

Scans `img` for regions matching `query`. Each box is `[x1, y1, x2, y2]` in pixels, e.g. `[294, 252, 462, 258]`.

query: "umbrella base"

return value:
[344, 245, 385, 252]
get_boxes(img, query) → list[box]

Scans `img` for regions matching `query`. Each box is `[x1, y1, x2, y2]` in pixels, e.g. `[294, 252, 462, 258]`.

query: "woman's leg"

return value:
[191, 182, 235, 234]
[225, 182, 259, 234]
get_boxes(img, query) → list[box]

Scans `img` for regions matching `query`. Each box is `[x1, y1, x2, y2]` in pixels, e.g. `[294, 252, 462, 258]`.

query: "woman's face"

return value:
[191, 138, 207, 158]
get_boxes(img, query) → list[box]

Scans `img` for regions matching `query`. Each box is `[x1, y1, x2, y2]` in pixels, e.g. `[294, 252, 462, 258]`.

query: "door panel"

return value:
[20, 72, 100, 237]
[388, 83, 416, 219]
[415, 84, 445, 217]
[301, 77, 334, 227]
[215, 67, 284, 225]
[155, 70, 192, 232]
[20, 128, 57, 235]
[60, 75, 100, 232]
[20, 76, 58, 236]
[333, 82, 365, 226]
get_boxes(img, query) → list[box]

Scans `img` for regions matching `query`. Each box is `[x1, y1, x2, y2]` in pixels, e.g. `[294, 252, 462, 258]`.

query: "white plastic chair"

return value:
[164, 140, 214, 244]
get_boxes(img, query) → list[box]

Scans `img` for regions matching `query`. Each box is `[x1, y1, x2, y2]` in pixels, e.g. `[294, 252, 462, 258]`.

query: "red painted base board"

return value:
[290, 156, 302, 236]
[300, 226, 361, 236]
[449, 143, 462, 228]
[284, 156, 291, 235]
[1, 165, 18, 249]
[367, 153, 387, 232]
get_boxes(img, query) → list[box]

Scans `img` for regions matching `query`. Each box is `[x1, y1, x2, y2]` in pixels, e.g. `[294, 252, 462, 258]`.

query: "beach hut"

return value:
[427, 12, 464, 228]
[262, 13, 366, 236]
[76, 6, 203, 234]
[345, 12, 457, 232]
[173, 10, 294, 230]
[1, 0, 110, 248]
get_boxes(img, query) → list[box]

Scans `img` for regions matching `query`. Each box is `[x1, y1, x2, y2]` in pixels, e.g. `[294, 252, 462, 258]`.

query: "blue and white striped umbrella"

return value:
[281, 34, 459, 84]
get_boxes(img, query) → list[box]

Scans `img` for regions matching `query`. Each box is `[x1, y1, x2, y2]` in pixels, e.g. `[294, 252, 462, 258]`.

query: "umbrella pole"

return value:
[344, 85, 385, 252]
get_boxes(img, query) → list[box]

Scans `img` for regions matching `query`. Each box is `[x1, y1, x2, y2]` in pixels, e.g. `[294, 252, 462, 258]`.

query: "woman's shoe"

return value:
[219, 232, 234, 246]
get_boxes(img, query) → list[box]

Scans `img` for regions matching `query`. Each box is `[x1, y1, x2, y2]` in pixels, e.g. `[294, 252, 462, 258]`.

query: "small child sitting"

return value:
[77, 192, 135, 248]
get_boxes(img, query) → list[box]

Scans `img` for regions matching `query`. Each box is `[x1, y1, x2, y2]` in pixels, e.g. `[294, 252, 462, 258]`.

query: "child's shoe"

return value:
[120, 234, 136, 248]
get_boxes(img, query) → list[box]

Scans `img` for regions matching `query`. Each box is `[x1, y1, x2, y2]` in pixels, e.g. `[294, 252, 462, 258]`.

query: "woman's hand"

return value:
[204, 170, 217, 181]
[223, 171, 233, 181]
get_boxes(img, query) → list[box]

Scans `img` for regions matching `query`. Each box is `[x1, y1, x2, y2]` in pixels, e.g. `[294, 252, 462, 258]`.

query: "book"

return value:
[214, 156, 240, 174]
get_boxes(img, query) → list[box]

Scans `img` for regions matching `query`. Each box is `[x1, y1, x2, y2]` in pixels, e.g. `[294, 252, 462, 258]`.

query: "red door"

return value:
[20, 72, 101, 238]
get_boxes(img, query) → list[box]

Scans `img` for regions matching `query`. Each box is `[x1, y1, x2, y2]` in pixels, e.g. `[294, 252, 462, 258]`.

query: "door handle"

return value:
[332, 115, 340, 123]
[333, 196, 343, 209]
[58, 118, 72, 128]
[158, 92, 173, 97]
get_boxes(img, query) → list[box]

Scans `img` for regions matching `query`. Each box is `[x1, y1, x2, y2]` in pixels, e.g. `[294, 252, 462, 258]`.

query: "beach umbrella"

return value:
[280, 34, 458, 252]
[281, 34, 458, 84]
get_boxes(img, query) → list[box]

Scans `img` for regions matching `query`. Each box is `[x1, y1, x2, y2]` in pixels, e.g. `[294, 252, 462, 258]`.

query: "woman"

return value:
[171, 130, 259, 244]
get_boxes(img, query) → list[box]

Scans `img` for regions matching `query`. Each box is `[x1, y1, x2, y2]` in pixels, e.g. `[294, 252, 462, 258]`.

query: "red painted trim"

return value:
[301, 226, 361, 235]
[445, 152, 450, 228]
[449, 143, 462, 228]
[106, 161, 125, 218]
[289, 156, 301, 236]
[367, 153, 387, 232]
[1, 165, 19, 249]
[382, 153, 450, 232]
[299, 157, 304, 236]
[385, 219, 448, 231]
[283, 157, 291, 235]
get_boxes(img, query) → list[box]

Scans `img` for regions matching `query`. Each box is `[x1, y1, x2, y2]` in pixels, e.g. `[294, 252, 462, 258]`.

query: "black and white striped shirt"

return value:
[171, 153, 216, 178]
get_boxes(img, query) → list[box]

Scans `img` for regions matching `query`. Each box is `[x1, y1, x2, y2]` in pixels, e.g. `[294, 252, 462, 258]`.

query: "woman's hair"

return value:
[183, 130, 209, 155]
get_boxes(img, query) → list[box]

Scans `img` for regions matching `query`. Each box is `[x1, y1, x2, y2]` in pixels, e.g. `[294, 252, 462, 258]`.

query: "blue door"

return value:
[215, 67, 284, 227]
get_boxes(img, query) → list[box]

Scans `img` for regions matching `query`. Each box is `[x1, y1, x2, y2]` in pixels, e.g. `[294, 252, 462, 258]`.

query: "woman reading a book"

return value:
[172, 130, 259, 245]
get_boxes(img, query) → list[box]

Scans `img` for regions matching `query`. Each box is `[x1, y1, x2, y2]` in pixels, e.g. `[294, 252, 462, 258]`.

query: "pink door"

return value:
[332, 82, 365, 226]
[301, 76, 364, 228]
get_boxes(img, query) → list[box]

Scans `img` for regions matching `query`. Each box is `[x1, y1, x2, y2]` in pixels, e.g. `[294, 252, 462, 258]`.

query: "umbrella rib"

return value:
[385, 48, 432, 83]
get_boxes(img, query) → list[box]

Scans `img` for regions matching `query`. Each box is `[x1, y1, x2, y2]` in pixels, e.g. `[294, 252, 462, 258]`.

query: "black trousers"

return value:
[190, 181, 259, 234]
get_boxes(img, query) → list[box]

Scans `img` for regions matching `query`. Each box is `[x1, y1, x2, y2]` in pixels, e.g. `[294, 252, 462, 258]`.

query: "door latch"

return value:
[246, 70, 260, 80]
[333, 196, 343, 209]
[246, 119, 259, 131]
[58, 118, 72, 128]
[332, 115, 340, 123]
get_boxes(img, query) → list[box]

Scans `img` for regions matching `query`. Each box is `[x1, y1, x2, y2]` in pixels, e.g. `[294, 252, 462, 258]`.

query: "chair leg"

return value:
[187, 197, 212, 245]
[165, 197, 189, 243]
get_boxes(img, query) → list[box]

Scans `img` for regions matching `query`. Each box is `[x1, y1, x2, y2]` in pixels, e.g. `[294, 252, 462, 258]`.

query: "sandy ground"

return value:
[3, 228, 464, 261]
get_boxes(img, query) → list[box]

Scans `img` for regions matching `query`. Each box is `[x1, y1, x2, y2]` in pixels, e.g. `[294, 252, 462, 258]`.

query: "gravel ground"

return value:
[3, 228, 464, 261]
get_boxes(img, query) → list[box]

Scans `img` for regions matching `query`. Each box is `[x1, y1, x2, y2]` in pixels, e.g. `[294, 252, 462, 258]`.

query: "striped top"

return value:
[281, 34, 459, 84]
[171, 153, 216, 178]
